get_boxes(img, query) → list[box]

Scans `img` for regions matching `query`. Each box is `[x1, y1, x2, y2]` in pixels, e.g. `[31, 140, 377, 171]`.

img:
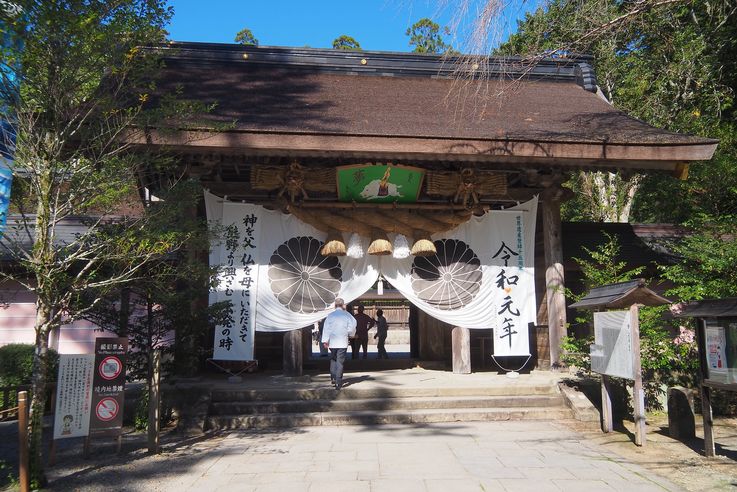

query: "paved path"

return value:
[48, 420, 683, 492]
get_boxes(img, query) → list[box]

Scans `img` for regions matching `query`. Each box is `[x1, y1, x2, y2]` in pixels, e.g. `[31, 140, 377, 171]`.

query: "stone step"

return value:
[303, 358, 417, 372]
[209, 394, 566, 415]
[205, 406, 576, 431]
[210, 384, 560, 403]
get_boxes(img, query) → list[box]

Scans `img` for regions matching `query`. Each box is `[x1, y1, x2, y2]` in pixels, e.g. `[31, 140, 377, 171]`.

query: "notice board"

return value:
[590, 310, 635, 380]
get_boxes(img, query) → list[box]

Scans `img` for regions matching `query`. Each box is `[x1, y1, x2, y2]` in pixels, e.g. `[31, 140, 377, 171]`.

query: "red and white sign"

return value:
[90, 337, 127, 436]
[99, 356, 122, 380]
[95, 397, 119, 422]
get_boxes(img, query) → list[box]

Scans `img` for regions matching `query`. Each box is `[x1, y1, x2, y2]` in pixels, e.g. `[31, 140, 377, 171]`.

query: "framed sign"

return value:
[704, 319, 737, 384]
[53, 355, 95, 439]
[89, 337, 128, 436]
[336, 164, 424, 203]
[590, 310, 635, 380]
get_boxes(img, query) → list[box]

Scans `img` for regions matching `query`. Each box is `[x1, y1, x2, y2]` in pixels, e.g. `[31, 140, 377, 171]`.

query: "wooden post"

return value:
[83, 436, 91, 459]
[630, 304, 646, 446]
[18, 391, 29, 492]
[542, 185, 567, 369]
[48, 388, 57, 466]
[696, 318, 715, 457]
[283, 328, 303, 377]
[148, 348, 162, 454]
[451, 327, 471, 374]
[701, 384, 715, 457]
[601, 375, 613, 433]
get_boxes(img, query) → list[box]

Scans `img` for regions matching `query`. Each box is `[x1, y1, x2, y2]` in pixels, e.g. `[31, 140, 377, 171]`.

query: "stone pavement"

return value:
[48, 420, 683, 492]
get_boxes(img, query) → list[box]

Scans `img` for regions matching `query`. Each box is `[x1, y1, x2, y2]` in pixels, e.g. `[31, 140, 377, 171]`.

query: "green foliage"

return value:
[332, 35, 361, 51]
[562, 233, 644, 369]
[0, 344, 58, 387]
[134, 387, 149, 431]
[405, 18, 455, 54]
[660, 222, 737, 301]
[0, 1, 191, 485]
[561, 334, 592, 370]
[498, 0, 737, 227]
[562, 234, 699, 411]
[234, 28, 258, 46]
[573, 232, 645, 292]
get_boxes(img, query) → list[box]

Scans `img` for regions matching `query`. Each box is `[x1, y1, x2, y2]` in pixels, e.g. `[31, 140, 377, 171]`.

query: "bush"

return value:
[0, 344, 59, 387]
[563, 234, 700, 412]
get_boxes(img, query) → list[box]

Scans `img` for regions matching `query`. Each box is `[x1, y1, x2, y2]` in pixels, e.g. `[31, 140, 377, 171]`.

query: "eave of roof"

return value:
[569, 279, 671, 309]
[138, 42, 718, 170]
[672, 298, 737, 318]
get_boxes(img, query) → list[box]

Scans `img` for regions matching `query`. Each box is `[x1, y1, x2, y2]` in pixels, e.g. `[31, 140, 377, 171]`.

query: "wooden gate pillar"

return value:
[452, 327, 471, 374]
[542, 184, 567, 369]
[283, 328, 303, 377]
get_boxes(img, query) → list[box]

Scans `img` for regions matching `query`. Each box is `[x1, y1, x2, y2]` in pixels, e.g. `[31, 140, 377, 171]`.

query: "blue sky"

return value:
[166, 1, 536, 53]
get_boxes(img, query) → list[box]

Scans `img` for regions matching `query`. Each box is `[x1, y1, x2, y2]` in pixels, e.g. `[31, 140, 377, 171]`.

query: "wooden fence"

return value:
[0, 384, 55, 421]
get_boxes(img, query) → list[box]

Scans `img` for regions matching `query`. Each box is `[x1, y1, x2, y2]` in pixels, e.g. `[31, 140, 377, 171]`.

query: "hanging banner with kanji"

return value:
[337, 164, 424, 203]
[205, 191, 536, 358]
[206, 196, 263, 361]
[205, 191, 379, 362]
[53, 354, 95, 440]
[380, 199, 537, 357]
[89, 338, 127, 436]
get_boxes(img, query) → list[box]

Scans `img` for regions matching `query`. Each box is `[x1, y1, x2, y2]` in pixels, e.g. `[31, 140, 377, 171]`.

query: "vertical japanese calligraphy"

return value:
[212, 204, 262, 361]
[491, 212, 532, 357]
[53, 354, 95, 439]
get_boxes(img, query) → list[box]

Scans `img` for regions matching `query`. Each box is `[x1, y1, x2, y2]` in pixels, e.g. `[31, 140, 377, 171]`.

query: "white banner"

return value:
[53, 354, 95, 440]
[206, 191, 380, 360]
[380, 199, 537, 356]
[207, 195, 262, 361]
[205, 191, 537, 359]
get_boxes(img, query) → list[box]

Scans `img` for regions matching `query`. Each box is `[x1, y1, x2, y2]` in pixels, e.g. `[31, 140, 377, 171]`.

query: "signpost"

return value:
[570, 279, 671, 447]
[89, 338, 128, 441]
[49, 338, 128, 461]
[673, 298, 737, 457]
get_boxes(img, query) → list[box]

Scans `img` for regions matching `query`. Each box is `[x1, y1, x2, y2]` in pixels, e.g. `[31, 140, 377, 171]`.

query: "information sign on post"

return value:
[570, 279, 671, 447]
[53, 355, 95, 439]
[89, 337, 128, 436]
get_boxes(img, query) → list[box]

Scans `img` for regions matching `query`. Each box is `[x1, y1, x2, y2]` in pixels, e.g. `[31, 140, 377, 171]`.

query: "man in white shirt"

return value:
[321, 297, 357, 390]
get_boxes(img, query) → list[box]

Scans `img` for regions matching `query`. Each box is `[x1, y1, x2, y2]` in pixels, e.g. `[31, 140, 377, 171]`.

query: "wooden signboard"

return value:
[336, 164, 424, 203]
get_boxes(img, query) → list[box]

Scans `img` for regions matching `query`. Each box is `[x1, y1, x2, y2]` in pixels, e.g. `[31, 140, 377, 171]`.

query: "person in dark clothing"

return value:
[352, 304, 375, 359]
[374, 308, 389, 359]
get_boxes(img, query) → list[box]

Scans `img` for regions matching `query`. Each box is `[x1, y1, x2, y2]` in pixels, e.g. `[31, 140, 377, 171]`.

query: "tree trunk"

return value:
[28, 300, 52, 487]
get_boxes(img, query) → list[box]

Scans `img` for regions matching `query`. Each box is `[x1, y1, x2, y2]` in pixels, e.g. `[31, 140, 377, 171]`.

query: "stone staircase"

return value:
[204, 377, 576, 431]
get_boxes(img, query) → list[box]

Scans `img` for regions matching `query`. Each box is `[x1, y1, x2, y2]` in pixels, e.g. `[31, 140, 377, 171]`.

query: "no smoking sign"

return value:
[95, 398, 119, 422]
[99, 356, 122, 380]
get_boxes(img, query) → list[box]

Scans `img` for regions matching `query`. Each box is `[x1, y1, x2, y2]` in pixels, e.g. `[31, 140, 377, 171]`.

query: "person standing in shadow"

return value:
[321, 298, 356, 390]
[352, 304, 375, 359]
[374, 308, 389, 359]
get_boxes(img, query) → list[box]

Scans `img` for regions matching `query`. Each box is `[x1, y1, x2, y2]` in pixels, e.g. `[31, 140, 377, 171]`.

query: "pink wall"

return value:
[1, 280, 100, 354]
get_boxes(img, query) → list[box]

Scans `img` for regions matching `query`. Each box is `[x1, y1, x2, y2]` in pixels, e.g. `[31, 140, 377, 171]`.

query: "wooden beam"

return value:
[201, 181, 542, 204]
[128, 129, 718, 170]
[542, 184, 567, 369]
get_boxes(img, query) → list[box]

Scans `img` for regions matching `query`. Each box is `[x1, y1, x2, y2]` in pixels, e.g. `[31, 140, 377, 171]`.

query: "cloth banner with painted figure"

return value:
[205, 191, 380, 360]
[380, 198, 538, 357]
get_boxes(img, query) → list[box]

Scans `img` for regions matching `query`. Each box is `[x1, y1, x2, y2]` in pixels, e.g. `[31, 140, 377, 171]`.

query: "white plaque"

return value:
[53, 354, 95, 439]
[591, 310, 635, 380]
